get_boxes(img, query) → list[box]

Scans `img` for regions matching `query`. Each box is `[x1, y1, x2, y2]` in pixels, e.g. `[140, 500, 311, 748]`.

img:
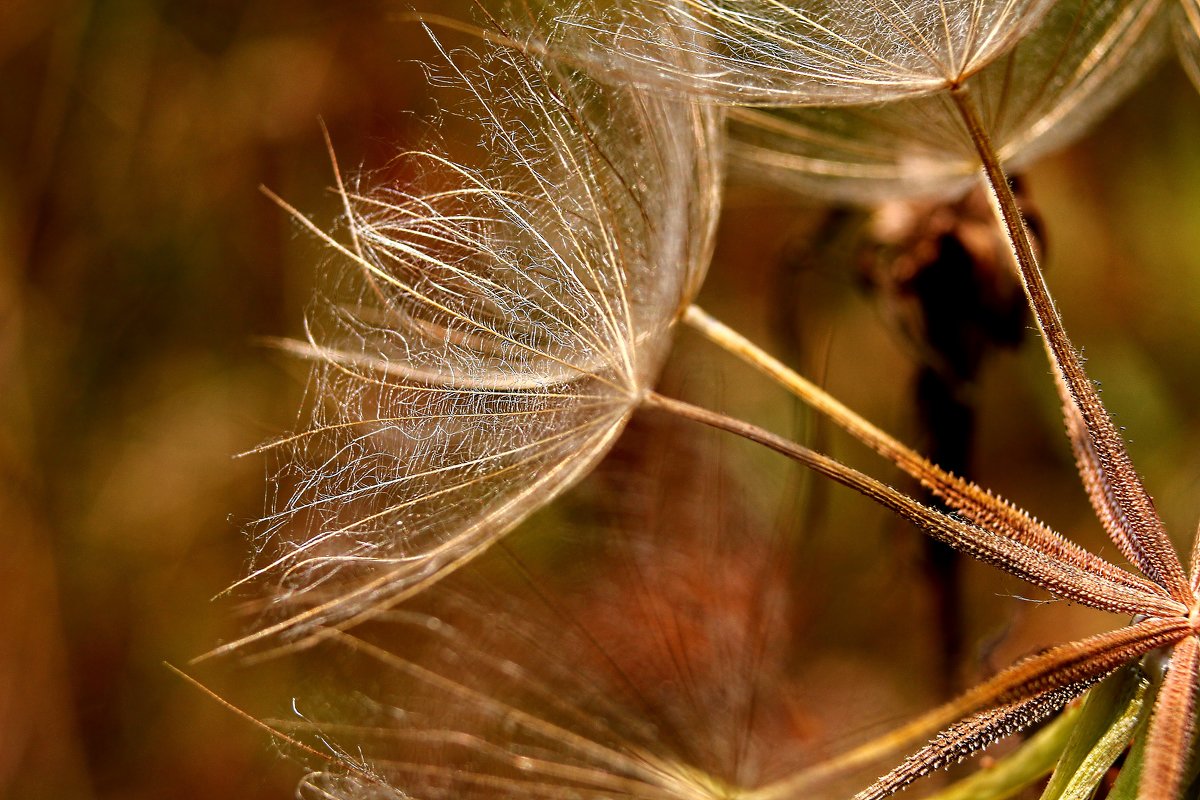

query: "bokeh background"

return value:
[3, 1, 1200, 798]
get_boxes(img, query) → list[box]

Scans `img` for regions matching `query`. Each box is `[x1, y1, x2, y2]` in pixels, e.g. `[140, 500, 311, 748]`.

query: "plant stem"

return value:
[684, 305, 1180, 609]
[684, 305, 924, 471]
[921, 701, 1080, 800]
[642, 391, 1177, 618]
[948, 85, 1190, 603]
[644, 389, 910, 504]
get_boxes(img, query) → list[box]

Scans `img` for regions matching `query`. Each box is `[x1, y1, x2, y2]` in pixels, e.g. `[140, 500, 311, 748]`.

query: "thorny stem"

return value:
[915, 702, 1079, 800]
[642, 387, 1196, 797]
[750, 711, 1077, 800]
[685, 304, 982, 491]
[642, 389, 1008, 544]
[683, 305, 1179, 610]
[948, 85, 1191, 604]
[1141, 635, 1200, 800]
[642, 391, 1179, 618]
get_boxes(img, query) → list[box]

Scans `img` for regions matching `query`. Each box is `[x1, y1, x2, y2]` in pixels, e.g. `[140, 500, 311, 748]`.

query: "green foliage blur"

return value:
[3, 1, 1200, 798]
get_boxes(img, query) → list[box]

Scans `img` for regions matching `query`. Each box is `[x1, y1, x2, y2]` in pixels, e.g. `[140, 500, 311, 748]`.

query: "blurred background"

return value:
[3, 1, 1200, 798]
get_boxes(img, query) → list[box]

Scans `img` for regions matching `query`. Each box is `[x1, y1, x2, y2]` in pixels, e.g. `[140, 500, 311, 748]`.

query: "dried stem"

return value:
[683, 305, 1179, 611]
[948, 85, 1190, 603]
[642, 391, 1176, 617]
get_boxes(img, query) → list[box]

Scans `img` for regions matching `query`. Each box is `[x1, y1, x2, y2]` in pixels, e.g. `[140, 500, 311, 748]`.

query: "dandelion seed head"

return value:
[727, 0, 1169, 202]
[1176, 0, 1200, 90]
[546, 0, 1055, 106]
[231, 31, 723, 652]
[298, 773, 407, 800]
[262, 426, 840, 800]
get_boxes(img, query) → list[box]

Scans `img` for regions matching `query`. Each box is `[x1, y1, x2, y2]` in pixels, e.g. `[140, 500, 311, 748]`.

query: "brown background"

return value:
[4, 1, 1200, 798]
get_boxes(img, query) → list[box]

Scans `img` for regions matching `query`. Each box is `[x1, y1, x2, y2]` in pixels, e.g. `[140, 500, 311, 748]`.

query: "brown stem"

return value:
[684, 305, 1174, 604]
[949, 85, 1189, 603]
[1140, 635, 1200, 800]
[641, 392, 1182, 618]
[855, 617, 1189, 800]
